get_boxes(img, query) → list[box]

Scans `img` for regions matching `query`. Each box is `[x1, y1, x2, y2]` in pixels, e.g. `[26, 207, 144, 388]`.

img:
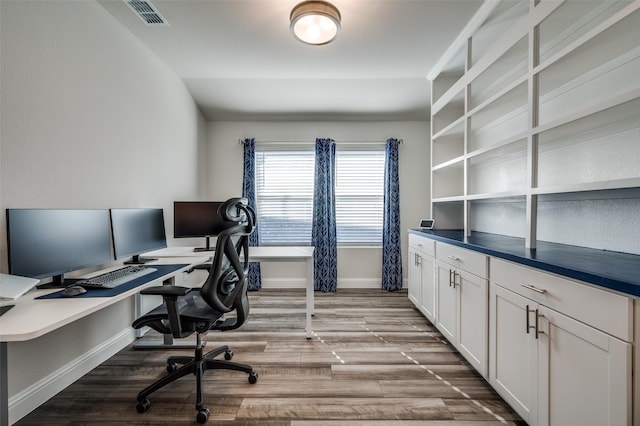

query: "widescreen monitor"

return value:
[173, 201, 225, 251]
[110, 208, 167, 264]
[6, 209, 112, 287]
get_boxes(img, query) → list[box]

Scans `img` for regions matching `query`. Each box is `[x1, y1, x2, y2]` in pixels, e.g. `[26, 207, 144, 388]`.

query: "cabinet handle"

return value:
[520, 283, 547, 294]
[525, 305, 543, 338]
[449, 269, 453, 287]
[447, 255, 461, 262]
[453, 271, 460, 288]
[416, 253, 421, 266]
[525, 305, 533, 335]
[536, 310, 544, 338]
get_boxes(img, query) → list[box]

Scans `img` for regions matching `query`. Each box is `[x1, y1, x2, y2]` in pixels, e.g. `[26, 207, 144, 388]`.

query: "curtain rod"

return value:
[238, 139, 403, 145]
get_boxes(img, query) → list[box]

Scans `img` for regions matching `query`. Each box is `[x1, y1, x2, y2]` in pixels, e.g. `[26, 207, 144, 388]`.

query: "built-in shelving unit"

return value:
[428, 0, 640, 250]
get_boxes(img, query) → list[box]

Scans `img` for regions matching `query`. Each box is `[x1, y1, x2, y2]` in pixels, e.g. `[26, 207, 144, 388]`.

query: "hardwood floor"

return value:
[16, 289, 525, 425]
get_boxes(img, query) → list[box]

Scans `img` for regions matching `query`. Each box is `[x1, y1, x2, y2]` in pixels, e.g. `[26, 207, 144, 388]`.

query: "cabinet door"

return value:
[435, 260, 456, 342]
[538, 307, 632, 426]
[408, 248, 421, 308]
[419, 253, 436, 322]
[457, 269, 488, 377]
[489, 283, 538, 425]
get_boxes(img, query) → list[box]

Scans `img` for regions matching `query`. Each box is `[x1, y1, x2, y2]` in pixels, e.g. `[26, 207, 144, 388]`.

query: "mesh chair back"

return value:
[200, 198, 255, 315]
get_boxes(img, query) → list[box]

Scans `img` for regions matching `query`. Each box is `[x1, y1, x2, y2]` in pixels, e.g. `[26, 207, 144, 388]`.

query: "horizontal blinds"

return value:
[255, 148, 384, 245]
[256, 151, 314, 244]
[335, 150, 384, 243]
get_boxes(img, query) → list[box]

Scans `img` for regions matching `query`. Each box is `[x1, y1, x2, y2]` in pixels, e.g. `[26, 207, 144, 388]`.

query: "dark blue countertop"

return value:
[409, 229, 640, 297]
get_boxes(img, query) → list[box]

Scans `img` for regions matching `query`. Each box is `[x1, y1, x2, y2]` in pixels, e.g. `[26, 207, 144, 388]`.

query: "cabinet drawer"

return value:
[491, 258, 633, 342]
[436, 242, 488, 278]
[409, 233, 435, 257]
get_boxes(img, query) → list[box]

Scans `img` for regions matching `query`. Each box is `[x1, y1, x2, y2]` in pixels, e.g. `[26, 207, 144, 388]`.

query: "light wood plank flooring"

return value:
[16, 289, 525, 425]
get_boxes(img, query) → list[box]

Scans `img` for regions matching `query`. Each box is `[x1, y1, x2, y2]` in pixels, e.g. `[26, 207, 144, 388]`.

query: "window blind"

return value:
[335, 150, 384, 244]
[255, 147, 384, 245]
[255, 150, 314, 244]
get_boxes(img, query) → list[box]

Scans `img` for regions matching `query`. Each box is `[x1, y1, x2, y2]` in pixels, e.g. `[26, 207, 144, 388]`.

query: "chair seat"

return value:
[133, 291, 224, 337]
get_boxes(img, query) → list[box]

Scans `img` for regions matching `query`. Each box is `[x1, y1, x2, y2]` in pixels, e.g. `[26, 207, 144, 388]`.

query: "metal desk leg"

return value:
[1, 342, 9, 426]
[306, 257, 314, 339]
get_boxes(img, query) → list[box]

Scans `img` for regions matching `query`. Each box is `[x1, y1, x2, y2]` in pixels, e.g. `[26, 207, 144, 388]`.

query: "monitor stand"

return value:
[194, 236, 215, 252]
[125, 255, 158, 265]
[37, 274, 80, 289]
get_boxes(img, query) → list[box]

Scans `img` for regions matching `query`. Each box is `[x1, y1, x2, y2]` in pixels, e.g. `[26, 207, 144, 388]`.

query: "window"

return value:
[255, 146, 385, 245]
[255, 149, 314, 244]
[335, 149, 385, 243]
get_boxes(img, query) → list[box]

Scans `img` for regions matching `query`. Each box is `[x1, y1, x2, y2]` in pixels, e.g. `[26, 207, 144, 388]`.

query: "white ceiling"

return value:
[98, 0, 483, 121]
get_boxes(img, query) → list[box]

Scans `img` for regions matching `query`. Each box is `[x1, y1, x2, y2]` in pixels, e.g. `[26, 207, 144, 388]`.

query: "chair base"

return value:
[136, 336, 258, 424]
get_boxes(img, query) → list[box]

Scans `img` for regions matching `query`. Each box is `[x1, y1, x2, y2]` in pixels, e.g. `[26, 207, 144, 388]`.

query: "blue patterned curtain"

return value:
[382, 138, 402, 291]
[242, 138, 262, 291]
[312, 138, 337, 292]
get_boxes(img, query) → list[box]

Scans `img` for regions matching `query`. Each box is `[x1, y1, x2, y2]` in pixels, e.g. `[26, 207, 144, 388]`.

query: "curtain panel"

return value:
[242, 138, 262, 291]
[312, 138, 337, 292]
[382, 138, 403, 291]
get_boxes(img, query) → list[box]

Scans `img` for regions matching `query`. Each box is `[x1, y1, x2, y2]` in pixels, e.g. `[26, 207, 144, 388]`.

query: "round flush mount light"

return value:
[290, 0, 341, 45]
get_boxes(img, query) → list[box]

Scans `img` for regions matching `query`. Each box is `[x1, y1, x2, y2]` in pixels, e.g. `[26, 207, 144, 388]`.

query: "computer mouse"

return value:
[61, 285, 87, 297]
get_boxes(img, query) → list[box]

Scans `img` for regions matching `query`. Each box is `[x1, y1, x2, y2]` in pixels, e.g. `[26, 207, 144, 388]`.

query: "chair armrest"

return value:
[140, 286, 191, 298]
[139, 286, 191, 338]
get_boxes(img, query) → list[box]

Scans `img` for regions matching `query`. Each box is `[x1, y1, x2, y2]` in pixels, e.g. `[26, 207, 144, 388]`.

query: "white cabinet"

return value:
[407, 244, 421, 306]
[408, 234, 435, 322]
[489, 258, 633, 426]
[489, 284, 538, 422]
[435, 242, 489, 377]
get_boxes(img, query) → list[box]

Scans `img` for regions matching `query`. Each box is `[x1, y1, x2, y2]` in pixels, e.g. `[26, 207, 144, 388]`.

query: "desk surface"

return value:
[0, 257, 207, 342]
[146, 245, 314, 260]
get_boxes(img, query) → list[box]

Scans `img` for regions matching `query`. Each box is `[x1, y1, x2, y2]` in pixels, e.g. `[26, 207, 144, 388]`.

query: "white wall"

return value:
[0, 1, 206, 422]
[0, 3, 207, 240]
[207, 121, 430, 289]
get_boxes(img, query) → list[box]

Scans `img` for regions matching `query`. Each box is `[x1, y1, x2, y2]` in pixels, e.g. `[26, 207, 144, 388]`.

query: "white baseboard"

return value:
[9, 328, 136, 425]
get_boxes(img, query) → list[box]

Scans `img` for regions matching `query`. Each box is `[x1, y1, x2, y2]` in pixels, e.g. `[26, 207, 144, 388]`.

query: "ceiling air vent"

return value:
[124, 0, 169, 26]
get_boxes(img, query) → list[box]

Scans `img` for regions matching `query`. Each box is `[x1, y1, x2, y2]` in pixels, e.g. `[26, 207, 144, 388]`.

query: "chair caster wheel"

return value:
[248, 371, 258, 384]
[196, 408, 210, 424]
[136, 399, 150, 413]
[224, 350, 233, 360]
[167, 362, 178, 373]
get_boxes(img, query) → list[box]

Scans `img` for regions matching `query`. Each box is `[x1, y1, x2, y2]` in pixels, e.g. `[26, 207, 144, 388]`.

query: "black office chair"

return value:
[132, 197, 258, 424]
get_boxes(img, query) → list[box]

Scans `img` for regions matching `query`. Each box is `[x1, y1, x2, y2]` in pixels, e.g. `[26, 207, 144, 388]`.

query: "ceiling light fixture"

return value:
[290, 0, 341, 45]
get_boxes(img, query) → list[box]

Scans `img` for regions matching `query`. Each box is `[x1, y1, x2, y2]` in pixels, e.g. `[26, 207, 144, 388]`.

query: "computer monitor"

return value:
[110, 208, 167, 264]
[6, 209, 113, 287]
[173, 201, 225, 251]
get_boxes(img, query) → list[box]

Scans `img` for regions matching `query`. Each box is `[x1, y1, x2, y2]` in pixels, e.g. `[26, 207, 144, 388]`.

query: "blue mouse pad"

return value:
[36, 264, 189, 299]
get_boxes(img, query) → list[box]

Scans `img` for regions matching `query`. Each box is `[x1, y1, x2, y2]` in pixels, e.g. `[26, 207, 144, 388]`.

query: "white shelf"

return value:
[432, 155, 465, 172]
[534, 177, 640, 197]
[533, 88, 640, 138]
[431, 79, 465, 117]
[428, 0, 639, 251]
[432, 115, 465, 140]
[536, 1, 640, 76]
[468, 74, 528, 118]
[432, 195, 466, 203]
[467, 191, 527, 201]
[466, 133, 528, 161]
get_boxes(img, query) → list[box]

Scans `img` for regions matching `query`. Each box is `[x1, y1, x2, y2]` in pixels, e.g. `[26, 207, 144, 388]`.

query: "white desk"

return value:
[146, 245, 316, 338]
[0, 257, 207, 426]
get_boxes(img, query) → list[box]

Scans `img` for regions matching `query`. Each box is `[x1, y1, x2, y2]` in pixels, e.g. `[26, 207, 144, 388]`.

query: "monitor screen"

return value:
[110, 208, 167, 264]
[173, 201, 225, 251]
[6, 209, 112, 286]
